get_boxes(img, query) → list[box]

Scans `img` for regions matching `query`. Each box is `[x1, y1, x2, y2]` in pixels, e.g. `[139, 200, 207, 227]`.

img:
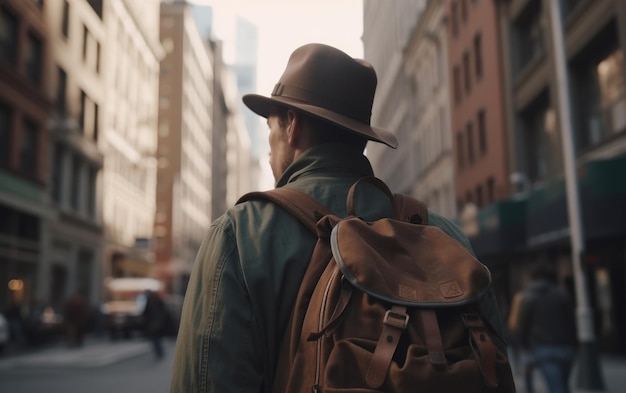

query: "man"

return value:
[518, 264, 577, 393]
[170, 43, 506, 392]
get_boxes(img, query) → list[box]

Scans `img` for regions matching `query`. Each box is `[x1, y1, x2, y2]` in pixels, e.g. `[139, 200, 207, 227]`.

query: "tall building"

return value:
[403, 0, 456, 218]
[362, 0, 427, 193]
[157, 1, 214, 297]
[0, 0, 55, 310]
[447, 0, 511, 217]
[493, 0, 626, 354]
[100, 0, 163, 282]
[44, 0, 106, 309]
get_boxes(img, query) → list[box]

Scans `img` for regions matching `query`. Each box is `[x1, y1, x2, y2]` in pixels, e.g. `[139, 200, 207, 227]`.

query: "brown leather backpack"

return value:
[239, 177, 516, 393]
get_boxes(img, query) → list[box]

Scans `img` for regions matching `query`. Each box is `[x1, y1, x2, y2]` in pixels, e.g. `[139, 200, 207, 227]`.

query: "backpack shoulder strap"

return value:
[237, 188, 333, 234]
[394, 194, 429, 225]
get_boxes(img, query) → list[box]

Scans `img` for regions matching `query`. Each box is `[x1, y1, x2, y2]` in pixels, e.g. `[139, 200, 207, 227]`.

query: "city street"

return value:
[1, 334, 625, 392]
[0, 337, 175, 393]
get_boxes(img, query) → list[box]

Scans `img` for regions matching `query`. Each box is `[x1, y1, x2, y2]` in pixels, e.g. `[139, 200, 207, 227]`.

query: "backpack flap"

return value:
[330, 217, 492, 307]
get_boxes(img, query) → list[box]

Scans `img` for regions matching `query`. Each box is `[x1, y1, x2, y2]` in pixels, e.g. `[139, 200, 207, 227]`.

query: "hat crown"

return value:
[273, 43, 377, 124]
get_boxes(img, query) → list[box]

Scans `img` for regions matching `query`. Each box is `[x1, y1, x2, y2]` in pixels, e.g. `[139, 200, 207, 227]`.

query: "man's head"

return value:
[243, 43, 397, 181]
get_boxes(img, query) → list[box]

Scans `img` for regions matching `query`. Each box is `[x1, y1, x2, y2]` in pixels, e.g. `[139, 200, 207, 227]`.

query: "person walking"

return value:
[170, 43, 508, 392]
[508, 289, 535, 393]
[142, 290, 167, 359]
[518, 264, 577, 393]
[64, 291, 89, 347]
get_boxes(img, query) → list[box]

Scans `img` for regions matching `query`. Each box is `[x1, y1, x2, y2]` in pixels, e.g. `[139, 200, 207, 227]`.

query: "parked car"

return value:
[0, 313, 9, 354]
[101, 277, 162, 340]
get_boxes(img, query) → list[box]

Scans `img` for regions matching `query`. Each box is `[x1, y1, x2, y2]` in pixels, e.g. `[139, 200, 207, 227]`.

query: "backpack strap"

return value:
[237, 188, 333, 234]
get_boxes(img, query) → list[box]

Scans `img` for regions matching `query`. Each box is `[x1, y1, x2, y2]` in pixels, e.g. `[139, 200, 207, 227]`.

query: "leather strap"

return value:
[419, 309, 447, 365]
[463, 313, 499, 388]
[365, 304, 409, 388]
[237, 188, 333, 234]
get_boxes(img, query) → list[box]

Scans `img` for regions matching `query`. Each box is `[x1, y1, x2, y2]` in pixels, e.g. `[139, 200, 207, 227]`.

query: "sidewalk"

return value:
[513, 355, 626, 393]
[0, 336, 151, 370]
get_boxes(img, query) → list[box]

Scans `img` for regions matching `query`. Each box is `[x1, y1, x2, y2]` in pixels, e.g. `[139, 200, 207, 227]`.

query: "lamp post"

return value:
[547, 0, 605, 389]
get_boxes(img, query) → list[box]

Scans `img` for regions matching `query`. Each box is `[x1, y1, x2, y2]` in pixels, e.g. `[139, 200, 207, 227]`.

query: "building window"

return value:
[466, 121, 474, 165]
[512, 0, 544, 75]
[20, 119, 39, 177]
[453, 65, 461, 104]
[456, 131, 465, 169]
[451, 2, 459, 37]
[82, 25, 88, 61]
[570, 24, 624, 151]
[96, 41, 101, 73]
[87, 0, 103, 19]
[61, 0, 70, 38]
[52, 143, 64, 203]
[520, 91, 554, 182]
[56, 67, 67, 114]
[474, 32, 483, 78]
[87, 167, 97, 218]
[0, 102, 11, 167]
[93, 103, 99, 141]
[70, 155, 81, 210]
[477, 109, 487, 155]
[463, 51, 471, 94]
[25, 33, 43, 86]
[487, 177, 495, 204]
[79, 90, 87, 133]
[0, 7, 19, 66]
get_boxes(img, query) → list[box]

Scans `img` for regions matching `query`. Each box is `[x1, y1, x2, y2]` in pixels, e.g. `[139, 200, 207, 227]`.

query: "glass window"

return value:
[453, 65, 461, 104]
[0, 7, 19, 65]
[511, 0, 544, 75]
[70, 155, 81, 210]
[474, 33, 483, 78]
[52, 143, 64, 203]
[79, 90, 87, 133]
[61, 0, 70, 38]
[25, 33, 43, 85]
[0, 102, 11, 167]
[456, 131, 465, 169]
[57, 67, 67, 114]
[20, 119, 39, 176]
[466, 121, 474, 165]
[477, 109, 487, 155]
[82, 25, 88, 61]
[463, 51, 471, 93]
[520, 91, 555, 182]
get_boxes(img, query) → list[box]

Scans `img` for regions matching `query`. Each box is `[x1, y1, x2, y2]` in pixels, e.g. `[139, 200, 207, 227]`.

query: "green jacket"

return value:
[170, 143, 506, 393]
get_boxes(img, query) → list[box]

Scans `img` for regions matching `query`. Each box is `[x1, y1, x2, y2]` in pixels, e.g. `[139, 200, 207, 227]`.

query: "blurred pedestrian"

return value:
[4, 299, 24, 344]
[65, 291, 89, 347]
[518, 264, 577, 393]
[508, 289, 535, 393]
[142, 290, 167, 359]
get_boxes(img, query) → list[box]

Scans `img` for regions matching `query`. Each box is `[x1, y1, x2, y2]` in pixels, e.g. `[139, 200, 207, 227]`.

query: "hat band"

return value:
[272, 83, 371, 124]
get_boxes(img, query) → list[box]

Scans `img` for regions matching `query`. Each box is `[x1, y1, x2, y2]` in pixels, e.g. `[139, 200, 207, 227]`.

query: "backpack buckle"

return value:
[383, 308, 409, 329]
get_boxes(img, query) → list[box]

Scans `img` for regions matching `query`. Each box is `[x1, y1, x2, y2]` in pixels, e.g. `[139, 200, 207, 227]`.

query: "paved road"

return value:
[0, 337, 175, 393]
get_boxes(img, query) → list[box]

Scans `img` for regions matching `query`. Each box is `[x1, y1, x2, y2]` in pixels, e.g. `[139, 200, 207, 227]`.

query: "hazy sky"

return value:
[190, 0, 364, 95]
[187, 0, 364, 189]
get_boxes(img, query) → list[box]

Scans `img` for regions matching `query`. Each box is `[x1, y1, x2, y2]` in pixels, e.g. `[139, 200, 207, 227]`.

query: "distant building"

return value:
[0, 0, 56, 310]
[157, 1, 214, 297]
[100, 0, 164, 283]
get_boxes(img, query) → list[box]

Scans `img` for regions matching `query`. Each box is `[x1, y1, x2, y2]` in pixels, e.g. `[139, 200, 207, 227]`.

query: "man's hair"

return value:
[273, 105, 368, 151]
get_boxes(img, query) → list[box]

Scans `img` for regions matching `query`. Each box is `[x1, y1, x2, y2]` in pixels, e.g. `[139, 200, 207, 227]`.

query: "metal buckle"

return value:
[383, 309, 409, 329]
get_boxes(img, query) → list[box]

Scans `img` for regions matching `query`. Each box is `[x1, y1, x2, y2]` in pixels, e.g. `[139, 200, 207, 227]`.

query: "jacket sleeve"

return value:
[170, 218, 264, 393]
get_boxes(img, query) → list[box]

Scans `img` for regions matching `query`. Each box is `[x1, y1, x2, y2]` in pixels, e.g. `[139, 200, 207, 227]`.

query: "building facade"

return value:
[100, 0, 163, 282]
[156, 1, 213, 297]
[0, 0, 55, 311]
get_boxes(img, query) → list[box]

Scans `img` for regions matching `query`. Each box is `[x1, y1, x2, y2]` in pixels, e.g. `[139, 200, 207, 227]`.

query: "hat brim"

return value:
[243, 94, 398, 149]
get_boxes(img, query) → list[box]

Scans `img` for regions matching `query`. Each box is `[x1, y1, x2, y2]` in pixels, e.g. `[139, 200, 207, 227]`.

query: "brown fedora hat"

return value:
[242, 43, 397, 148]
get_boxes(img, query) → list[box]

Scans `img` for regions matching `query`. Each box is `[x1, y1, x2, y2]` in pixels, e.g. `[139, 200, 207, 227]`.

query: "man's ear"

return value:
[286, 109, 300, 145]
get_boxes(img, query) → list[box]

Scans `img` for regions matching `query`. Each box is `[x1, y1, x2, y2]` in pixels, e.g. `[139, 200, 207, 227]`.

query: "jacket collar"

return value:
[276, 143, 374, 187]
